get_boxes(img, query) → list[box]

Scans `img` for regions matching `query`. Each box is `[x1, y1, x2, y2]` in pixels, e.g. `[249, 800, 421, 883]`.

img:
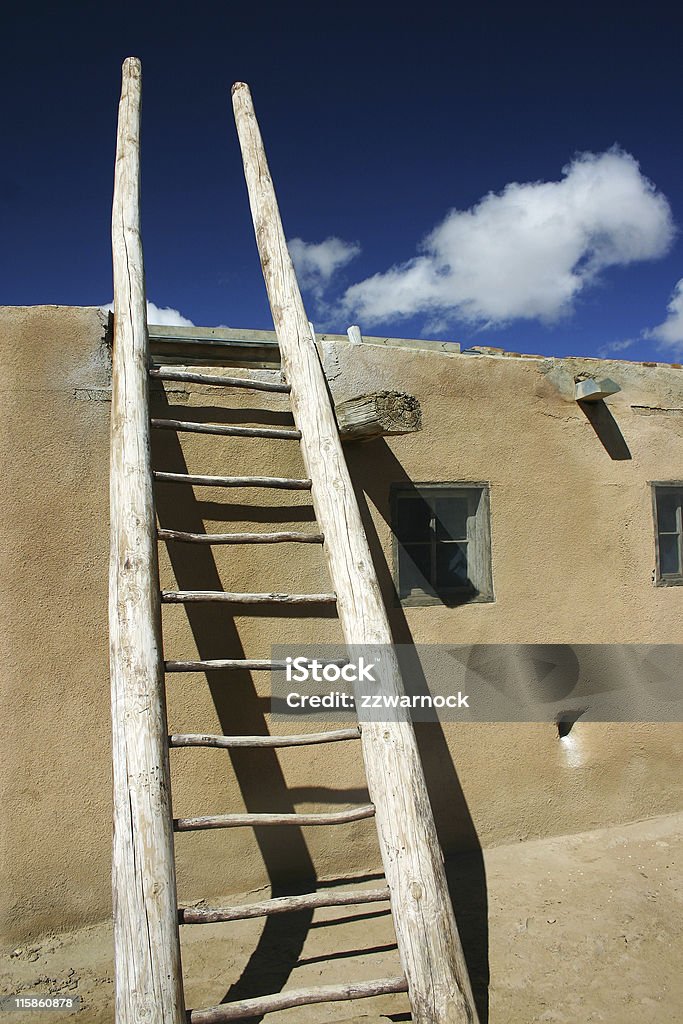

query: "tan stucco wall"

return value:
[1, 306, 114, 945]
[1, 305, 682, 945]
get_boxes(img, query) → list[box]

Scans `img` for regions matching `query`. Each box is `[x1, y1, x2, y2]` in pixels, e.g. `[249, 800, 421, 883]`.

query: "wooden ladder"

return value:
[109, 58, 478, 1024]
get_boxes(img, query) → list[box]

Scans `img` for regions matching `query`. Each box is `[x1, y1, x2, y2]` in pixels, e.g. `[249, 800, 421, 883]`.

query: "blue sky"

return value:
[3, 2, 683, 361]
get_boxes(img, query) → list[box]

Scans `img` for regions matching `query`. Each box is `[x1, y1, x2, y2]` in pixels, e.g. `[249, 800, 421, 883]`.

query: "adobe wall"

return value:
[1, 305, 681, 944]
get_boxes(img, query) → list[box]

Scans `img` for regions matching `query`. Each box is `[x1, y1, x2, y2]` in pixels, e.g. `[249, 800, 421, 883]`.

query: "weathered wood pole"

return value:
[109, 57, 185, 1024]
[231, 81, 479, 1024]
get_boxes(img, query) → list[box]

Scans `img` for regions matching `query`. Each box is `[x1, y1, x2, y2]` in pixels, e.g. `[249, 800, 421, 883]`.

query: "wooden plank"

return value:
[150, 347, 280, 371]
[232, 81, 479, 1024]
[148, 327, 281, 369]
[179, 886, 389, 923]
[158, 528, 323, 544]
[169, 728, 360, 748]
[146, 325, 460, 369]
[109, 57, 185, 1024]
[153, 471, 311, 489]
[150, 418, 301, 440]
[149, 367, 290, 392]
[148, 323, 459, 353]
[148, 324, 282, 345]
[187, 977, 408, 1023]
[161, 590, 336, 604]
[174, 804, 376, 831]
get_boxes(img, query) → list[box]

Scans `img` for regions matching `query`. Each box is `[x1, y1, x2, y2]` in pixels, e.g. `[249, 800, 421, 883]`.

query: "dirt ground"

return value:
[2, 812, 681, 1024]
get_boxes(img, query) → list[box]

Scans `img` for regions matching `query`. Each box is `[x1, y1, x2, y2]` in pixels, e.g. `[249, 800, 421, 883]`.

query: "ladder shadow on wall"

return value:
[346, 436, 491, 1024]
[154, 400, 298, 429]
[150, 388, 392, 1017]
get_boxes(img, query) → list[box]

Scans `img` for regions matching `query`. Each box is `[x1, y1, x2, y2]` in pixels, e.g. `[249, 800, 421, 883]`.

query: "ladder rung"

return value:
[187, 976, 408, 1023]
[153, 471, 311, 489]
[179, 885, 390, 924]
[158, 528, 323, 544]
[169, 728, 360, 748]
[149, 367, 291, 393]
[165, 658, 287, 672]
[150, 417, 301, 440]
[165, 658, 346, 672]
[174, 805, 375, 832]
[168, 663, 286, 671]
[161, 590, 336, 604]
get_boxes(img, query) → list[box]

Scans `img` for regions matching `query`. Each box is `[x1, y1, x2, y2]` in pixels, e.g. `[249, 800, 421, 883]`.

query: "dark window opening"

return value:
[392, 484, 493, 606]
[653, 484, 683, 585]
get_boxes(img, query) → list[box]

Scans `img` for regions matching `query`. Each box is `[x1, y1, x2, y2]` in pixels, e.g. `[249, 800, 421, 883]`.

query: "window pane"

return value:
[395, 496, 432, 542]
[436, 542, 470, 588]
[398, 543, 433, 596]
[659, 534, 682, 576]
[657, 491, 682, 534]
[434, 497, 470, 541]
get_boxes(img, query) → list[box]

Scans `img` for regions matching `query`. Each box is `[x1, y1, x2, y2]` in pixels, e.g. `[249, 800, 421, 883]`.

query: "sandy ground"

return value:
[2, 812, 681, 1024]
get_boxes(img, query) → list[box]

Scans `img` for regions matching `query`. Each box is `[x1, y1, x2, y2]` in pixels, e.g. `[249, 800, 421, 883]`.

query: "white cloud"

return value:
[646, 279, 683, 354]
[288, 236, 360, 298]
[341, 148, 674, 328]
[100, 300, 194, 327]
[596, 337, 638, 358]
[145, 301, 194, 327]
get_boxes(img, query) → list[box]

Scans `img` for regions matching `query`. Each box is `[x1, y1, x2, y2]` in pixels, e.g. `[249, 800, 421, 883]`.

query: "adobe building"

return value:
[1, 303, 682, 948]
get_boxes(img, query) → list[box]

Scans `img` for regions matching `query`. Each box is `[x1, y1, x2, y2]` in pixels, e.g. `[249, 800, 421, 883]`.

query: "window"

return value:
[392, 484, 493, 605]
[653, 484, 683, 585]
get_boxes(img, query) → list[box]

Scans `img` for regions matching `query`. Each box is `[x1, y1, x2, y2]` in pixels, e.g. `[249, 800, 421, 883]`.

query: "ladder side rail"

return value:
[109, 56, 185, 1024]
[231, 81, 479, 1024]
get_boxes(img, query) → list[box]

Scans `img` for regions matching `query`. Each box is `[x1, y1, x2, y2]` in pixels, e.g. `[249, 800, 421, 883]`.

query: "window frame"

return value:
[651, 481, 683, 586]
[391, 481, 494, 607]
